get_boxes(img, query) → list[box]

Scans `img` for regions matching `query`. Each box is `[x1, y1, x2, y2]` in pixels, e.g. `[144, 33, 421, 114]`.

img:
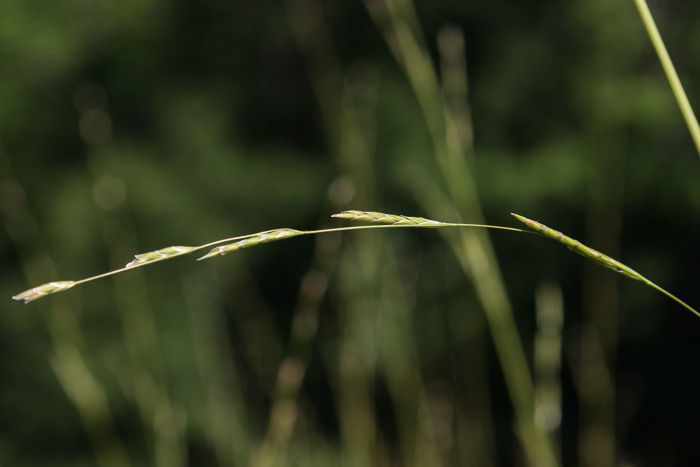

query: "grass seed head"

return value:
[198, 229, 302, 260]
[126, 246, 196, 268]
[332, 210, 443, 226]
[12, 281, 77, 304]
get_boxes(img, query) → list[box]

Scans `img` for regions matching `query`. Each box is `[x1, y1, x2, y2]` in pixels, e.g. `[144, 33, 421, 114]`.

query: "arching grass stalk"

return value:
[11, 210, 522, 304]
[12, 210, 698, 320]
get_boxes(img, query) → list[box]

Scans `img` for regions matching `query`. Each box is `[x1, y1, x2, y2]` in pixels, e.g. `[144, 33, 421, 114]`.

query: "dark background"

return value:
[2, 0, 700, 465]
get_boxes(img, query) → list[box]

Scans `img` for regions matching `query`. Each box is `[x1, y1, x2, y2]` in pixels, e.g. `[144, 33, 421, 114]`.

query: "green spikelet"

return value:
[126, 246, 197, 268]
[12, 281, 77, 304]
[512, 213, 700, 318]
[332, 210, 444, 227]
[198, 229, 302, 260]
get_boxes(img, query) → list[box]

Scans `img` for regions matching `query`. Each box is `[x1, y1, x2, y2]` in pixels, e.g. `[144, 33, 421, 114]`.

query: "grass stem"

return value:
[633, 0, 700, 158]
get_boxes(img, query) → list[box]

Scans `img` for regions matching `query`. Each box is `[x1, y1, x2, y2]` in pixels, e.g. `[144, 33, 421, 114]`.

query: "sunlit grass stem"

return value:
[633, 0, 700, 158]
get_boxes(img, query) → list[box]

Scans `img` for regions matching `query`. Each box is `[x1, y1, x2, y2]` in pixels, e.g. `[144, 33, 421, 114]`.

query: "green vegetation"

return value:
[2, 0, 700, 466]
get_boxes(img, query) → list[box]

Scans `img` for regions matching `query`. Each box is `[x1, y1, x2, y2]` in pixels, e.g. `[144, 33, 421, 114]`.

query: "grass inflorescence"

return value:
[11, 210, 698, 319]
[511, 213, 700, 318]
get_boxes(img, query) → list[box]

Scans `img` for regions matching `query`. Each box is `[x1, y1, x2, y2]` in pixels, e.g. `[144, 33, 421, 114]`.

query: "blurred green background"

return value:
[2, 0, 700, 465]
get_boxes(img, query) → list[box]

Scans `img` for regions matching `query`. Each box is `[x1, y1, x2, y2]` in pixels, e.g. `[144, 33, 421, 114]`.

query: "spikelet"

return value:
[511, 213, 700, 318]
[511, 214, 641, 280]
[12, 281, 77, 304]
[199, 229, 301, 260]
[332, 210, 444, 227]
[126, 246, 197, 268]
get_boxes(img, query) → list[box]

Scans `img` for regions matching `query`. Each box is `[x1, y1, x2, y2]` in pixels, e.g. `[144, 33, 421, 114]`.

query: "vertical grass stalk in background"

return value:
[633, 0, 700, 158]
[580, 43, 627, 467]
[0, 154, 130, 467]
[365, 0, 559, 464]
[285, 3, 462, 462]
[534, 283, 564, 462]
[265, 4, 428, 463]
[80, 95, 188, 467]
[436, 25, 495, 465]
[180, 269, 253, 466]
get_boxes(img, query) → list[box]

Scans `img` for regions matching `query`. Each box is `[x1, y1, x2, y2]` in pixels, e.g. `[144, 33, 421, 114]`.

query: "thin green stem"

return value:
[640, 280, 700, 319]
[633, 0, 700, 158]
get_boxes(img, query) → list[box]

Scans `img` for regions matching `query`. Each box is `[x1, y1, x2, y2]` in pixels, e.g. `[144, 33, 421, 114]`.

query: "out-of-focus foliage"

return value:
[1, 0, 700, 466]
